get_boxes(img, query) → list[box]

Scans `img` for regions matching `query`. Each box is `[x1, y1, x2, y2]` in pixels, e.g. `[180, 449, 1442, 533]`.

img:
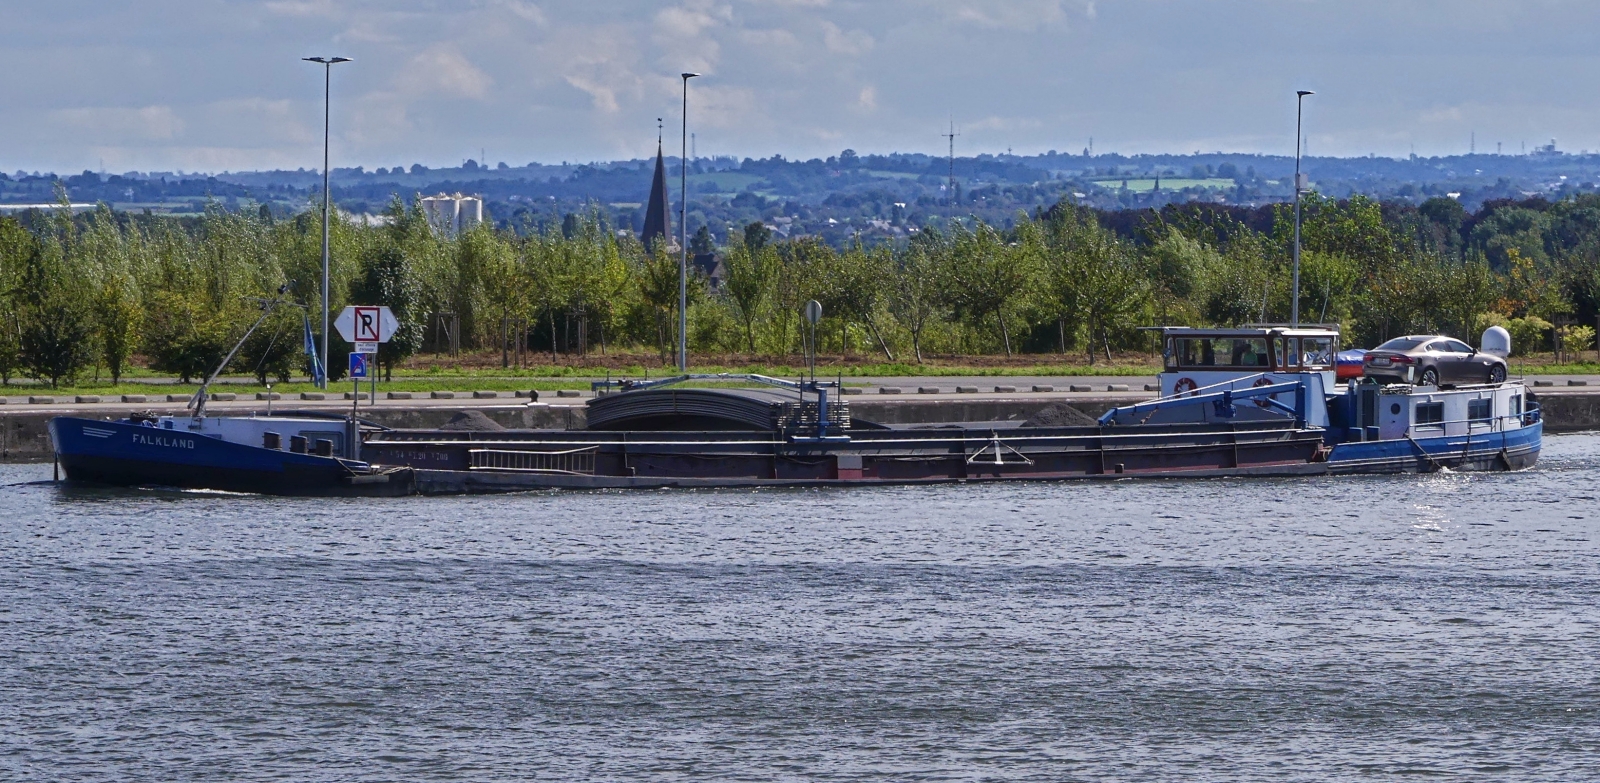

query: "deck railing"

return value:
[468, 447, 598, 475]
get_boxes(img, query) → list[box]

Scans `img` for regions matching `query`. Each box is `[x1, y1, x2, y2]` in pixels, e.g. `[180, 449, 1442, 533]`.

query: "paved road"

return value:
[7, 372, 1600, 416]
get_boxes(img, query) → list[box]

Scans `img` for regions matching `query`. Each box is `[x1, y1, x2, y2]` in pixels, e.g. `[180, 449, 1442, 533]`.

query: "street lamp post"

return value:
[1291, 89, 1313, 326]
[678, 72, 699, 373]
[303, 56, 351, 387]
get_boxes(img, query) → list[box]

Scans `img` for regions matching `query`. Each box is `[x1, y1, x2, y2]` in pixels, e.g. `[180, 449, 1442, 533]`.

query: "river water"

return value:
[3, 434, 1599, 781]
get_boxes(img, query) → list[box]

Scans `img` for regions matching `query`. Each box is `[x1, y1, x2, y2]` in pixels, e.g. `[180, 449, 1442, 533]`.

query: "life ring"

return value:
[1252, 377, 1275, 408]
[1173, 377, 1199, 397]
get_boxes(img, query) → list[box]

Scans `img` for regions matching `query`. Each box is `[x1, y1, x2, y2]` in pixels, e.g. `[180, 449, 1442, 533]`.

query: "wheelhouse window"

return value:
[1415, 402, 1445, 426]
[1300, 336, 1336, 368]
[1274, 337, 1293, 369]
[1468, 398, 1492, 423]
[1172, 337, 1269, 369]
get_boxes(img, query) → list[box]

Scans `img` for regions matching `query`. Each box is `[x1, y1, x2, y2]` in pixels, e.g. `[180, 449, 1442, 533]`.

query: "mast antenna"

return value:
[942, 120, 960, 224]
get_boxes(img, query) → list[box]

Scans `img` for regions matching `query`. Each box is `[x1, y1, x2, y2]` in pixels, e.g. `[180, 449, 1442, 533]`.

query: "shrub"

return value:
[1563, 324, 1596, 355]
[1506, 316, 1552, 356]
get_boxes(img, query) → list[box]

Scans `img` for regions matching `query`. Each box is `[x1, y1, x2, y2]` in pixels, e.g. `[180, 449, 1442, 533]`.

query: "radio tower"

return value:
[943, 120, 960, 223]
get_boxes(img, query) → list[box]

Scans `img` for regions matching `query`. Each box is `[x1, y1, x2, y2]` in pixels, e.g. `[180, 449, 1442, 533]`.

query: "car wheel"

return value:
[1488, 364, 1506, 385]
[1420, 367, 1439, 387]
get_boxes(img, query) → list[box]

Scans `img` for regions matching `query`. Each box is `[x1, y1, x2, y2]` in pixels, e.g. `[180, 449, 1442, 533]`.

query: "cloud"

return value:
[52, 105, 185, 141]
[822, 21, 873, 55]
[262, 0, 337, 18]
[15, 0, 1600, 172]
[494, 0, 547, 25]
[545, 25, 648, 113]
[203, 98, 312, 144]
[966, 115, 1043, 132]
[941, 0, 1068, 30]
[653, 3, 730, 73]
[1419, 106, 1466, 124]
[400, 47, 492, 99]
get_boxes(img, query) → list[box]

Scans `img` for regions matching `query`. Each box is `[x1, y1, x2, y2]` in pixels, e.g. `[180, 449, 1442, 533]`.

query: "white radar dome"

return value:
[1481, 325, 1511, 358]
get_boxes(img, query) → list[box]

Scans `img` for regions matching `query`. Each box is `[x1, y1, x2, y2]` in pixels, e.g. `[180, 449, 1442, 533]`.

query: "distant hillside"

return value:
[8, 147, 1600, 247]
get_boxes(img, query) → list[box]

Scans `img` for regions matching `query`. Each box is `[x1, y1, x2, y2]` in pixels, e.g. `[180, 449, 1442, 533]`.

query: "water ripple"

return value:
[1, 434, 1599, 780]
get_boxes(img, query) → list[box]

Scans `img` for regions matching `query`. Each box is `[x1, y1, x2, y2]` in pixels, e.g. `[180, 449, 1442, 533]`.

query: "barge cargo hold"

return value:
[362, 388, 1328, 494]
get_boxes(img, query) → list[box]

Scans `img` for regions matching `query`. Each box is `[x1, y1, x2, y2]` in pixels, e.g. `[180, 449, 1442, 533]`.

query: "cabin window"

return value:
[1229, 338, 1269, 367]
[1468, 398, 1492, 423]
[1273, 338, 1292, 369]
[1415, 402, 1445, 426]
[1175, 337, 1269, 368]
[1300, 337, 1335, 367]
[1511, 395, 1523, 418]
[1176, 338, 1206, 366]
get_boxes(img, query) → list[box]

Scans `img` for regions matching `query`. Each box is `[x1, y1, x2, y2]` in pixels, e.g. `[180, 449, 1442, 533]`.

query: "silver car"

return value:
[1362, 335, 1508, 387]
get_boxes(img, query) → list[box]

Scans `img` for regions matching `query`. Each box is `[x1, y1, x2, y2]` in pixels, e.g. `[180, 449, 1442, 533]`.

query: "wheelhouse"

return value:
[1162, 326, 1341, 374]
[1153, 325, 1342, 427]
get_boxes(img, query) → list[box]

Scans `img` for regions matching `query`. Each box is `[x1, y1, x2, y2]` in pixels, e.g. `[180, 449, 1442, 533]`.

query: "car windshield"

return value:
[1376, 337, 1425, 351]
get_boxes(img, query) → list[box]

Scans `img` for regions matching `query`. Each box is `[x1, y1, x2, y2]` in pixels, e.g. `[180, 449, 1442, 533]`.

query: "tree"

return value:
[940, 220, 1031, 356]
[18, 239, 96, 387]
[637, 241, 683, 360]
[0, 218, 31, 384]
[142, 290, 234, 383]
[93, 274, 142, 383]
[720, 233, 772, 353]
[743, 221, 771, 255]
[350, 244, 424, 379]
[890, 233, 945, 364]
[690, 225, 715, 255]
[235, 304, 301, 384]
[833, 243, 895, 360]
[1034, 206, 1148, 363]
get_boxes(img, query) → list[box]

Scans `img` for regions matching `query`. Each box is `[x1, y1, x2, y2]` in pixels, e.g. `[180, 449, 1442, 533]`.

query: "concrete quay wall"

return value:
[4, 391, 1595, 463]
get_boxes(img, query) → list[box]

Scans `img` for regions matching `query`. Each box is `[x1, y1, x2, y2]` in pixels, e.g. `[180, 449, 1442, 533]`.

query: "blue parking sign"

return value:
[349, 352, 369, 379]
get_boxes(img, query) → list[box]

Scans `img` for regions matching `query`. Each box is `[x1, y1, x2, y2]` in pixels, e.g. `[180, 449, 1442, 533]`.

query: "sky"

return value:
[3, 0, 1599, 174]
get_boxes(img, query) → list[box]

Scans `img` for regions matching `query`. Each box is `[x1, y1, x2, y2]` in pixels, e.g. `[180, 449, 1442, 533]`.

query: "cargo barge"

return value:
[48, 325, 1540, 495]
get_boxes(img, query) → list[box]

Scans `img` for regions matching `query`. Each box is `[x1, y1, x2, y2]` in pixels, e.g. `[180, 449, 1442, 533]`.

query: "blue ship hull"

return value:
[1327, 420, 1542, 474]
[49, 416, 406, 496]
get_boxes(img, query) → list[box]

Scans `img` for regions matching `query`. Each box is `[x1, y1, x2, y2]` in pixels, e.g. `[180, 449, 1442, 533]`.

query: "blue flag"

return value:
[303, 313, 325, 385]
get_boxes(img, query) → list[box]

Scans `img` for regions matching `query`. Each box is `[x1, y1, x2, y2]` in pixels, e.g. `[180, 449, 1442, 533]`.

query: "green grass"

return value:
[1512, 361, 1600, 375]
[1, 361, 1162, 396]
[0, 378, 595, 398]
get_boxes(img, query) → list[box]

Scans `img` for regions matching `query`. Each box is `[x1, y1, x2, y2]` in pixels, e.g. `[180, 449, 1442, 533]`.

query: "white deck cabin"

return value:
[1157, 325, 1341, 427]
[152, 413, 357, 457]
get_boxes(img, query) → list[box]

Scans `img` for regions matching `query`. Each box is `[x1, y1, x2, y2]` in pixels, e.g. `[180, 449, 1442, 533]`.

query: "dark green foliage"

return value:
[93, 276, 141, 383]
[0, 218, 30, 384]
[349, 243, 424, 380]
[690, 225, 715, 255]
[5, 186, 1600, 384]
[17, 239, 96, 387]
[237, 305, 302, 385]
[742, 221, 771, 254]
[142, 290, 234, 383]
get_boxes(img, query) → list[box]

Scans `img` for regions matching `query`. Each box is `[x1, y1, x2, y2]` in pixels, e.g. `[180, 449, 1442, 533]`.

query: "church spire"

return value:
[641, 118, 672, 251]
